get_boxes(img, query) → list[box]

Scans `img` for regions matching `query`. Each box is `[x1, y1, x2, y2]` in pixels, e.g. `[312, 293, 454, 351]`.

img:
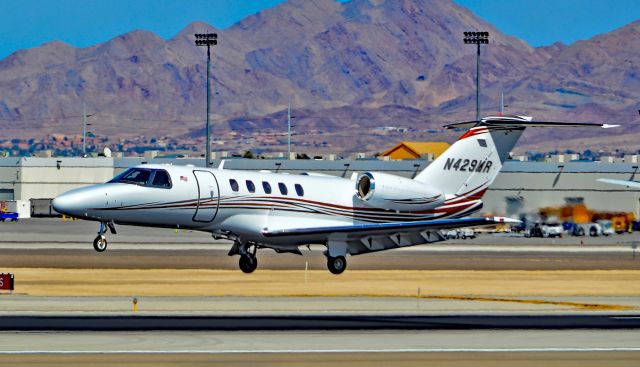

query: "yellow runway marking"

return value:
[418, 295, 633, 311]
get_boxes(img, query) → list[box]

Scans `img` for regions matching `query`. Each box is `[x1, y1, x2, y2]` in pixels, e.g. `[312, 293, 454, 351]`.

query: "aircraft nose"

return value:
[53, 185, 106, 218]
[52, 191, 83, 217]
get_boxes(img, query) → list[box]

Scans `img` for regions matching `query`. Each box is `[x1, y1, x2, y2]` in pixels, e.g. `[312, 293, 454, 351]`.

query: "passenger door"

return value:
[192, 170, 219, 222]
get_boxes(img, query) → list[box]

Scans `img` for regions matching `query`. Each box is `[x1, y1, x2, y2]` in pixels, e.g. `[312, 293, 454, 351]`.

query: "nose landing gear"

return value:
[93, 235, 108, 252]
[93, 221, 116, 252]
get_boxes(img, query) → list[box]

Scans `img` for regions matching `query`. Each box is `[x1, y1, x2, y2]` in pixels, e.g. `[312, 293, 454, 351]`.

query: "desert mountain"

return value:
[0, 0, 636, 154]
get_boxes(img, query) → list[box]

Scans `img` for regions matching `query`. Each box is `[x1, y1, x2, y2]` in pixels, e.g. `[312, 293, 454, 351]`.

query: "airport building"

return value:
[1, 156, 640, 217]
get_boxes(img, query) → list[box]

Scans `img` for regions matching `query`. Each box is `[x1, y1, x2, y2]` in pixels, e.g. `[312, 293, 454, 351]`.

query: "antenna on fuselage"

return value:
[218, 160, 226, 170]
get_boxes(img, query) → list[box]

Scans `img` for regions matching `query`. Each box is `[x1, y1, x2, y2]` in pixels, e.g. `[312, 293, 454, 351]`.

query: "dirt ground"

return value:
[3, 352, 639, 367]
[7, 268, 640, 300]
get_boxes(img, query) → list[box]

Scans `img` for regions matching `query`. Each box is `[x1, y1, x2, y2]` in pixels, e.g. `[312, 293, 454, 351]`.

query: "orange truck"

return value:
[539, 204, 635, 234]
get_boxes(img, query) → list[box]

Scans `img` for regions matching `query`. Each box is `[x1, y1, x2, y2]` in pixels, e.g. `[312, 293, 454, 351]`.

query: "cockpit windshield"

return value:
[109, 168, 172, 189]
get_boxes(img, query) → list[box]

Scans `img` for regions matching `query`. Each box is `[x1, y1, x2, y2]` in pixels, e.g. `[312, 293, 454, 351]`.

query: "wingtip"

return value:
[602, 124, 620, 129]
[491, 216, 522, 224]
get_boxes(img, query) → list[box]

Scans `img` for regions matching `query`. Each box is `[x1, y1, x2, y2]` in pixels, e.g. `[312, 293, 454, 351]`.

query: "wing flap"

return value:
[262, 216, 520, 238]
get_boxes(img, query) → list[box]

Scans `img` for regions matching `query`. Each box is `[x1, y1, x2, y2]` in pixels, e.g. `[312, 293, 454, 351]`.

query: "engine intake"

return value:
[355, 172, 444, 211]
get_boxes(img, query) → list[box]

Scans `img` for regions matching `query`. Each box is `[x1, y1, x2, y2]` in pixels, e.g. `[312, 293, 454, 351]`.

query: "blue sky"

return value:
[455, 0, 640, 46]
[0, 0, 638, 59]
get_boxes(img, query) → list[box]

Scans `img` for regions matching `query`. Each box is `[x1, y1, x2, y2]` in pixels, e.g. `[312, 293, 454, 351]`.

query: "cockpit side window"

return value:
[109, 168, 172, 189]
[150, 170, 172, 189]
[109, 168, 152, 186]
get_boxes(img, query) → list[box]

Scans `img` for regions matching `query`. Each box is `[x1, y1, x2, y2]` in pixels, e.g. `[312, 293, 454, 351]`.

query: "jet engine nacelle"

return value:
[355, 172, 445, 211]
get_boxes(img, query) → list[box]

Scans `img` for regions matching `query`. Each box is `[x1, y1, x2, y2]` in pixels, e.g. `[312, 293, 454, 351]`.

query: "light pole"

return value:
[463, 31, 489, 121]
[287, 103, 296, 159]
[195, 33, 217, 167]
[82, 102, 94, 156]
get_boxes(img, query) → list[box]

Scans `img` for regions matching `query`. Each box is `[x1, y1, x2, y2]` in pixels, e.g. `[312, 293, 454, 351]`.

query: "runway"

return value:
[1, 330, 640, 366]
[2, 219, 640, 365]
[3, 314, 640, 331]
[2, 218, 640, 270]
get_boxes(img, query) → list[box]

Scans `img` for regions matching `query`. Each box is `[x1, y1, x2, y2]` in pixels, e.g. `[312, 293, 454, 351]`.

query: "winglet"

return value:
[490, 216, 521, 224]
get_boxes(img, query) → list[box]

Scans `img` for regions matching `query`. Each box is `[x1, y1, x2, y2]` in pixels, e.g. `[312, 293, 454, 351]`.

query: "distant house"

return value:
[381, 141, 450, 160]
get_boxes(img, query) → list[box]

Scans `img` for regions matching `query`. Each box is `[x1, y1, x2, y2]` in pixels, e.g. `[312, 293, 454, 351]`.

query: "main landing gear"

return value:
[327, 255, 347, 275]
[239, 253, 258, 274]
[229, 240, 259, 274]
[325, 241, 348, 275]
[93, 221, 116, 252]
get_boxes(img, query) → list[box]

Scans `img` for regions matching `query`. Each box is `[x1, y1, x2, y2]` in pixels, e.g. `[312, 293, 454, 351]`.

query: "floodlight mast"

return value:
[463, 31, 490, 121]
[194, 33, 218, 167]
[82, 102, 94, 156]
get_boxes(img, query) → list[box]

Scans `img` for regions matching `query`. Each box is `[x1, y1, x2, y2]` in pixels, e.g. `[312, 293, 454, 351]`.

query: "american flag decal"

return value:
[180, 176, 188, 182]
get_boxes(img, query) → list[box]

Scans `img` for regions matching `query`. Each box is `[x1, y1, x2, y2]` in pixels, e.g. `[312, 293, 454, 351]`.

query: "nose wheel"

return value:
[93, 235, 108, 252]
[92, 221, 116, 253]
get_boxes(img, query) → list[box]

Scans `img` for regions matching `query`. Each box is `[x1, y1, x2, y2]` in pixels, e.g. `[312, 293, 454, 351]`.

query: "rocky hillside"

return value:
[0, 0, 636, 154]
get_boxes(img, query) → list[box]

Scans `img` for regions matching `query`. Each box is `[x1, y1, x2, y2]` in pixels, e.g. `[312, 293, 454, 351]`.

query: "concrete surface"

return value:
[2, 295, 640, 316]
[1, 329, 639, 353]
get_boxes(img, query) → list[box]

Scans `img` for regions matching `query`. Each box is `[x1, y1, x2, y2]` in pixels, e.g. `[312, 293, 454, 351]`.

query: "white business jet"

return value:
[52, 116, 615, 274]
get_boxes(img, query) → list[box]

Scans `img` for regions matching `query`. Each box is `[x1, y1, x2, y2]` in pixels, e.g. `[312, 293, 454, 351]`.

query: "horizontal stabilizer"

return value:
[262, 216, 520, 238]
[597, 178, 640, 189]
[445, 116, 618, 129]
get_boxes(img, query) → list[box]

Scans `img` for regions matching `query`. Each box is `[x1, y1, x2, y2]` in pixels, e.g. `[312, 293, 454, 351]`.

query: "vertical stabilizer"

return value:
[414, 123, 523, 200]
[414, 115, 615, 200]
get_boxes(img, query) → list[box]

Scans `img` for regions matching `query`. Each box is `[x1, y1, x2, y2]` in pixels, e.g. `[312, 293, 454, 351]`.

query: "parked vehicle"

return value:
[0, 212, 18, 222]
[444, 228, 476, 240]
[541, 222, 564, 238]
[458, 228, 476, 239]
[444, 229, 459, 240]
[597, 220, 615, 236]
[572, 222, 603, 237]
[525, 223, 543, 238]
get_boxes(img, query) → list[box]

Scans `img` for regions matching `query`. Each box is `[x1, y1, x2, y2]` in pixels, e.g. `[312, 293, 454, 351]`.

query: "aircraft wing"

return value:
[262, 216, 519, 238]
[597, 178, 640, 189]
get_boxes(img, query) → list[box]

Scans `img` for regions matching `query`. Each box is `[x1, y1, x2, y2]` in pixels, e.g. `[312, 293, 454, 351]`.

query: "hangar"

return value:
[1, 157, 639, 217]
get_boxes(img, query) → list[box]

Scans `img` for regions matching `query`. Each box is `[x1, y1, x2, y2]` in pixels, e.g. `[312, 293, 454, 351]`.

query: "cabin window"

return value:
[246, 180, 256, 193]
[262, 181, 272, 194]
[294, 184, 304, 197]
[151, 170, 172, 189]
[229, 179, 239, 192]
[278, 182, 288, 195]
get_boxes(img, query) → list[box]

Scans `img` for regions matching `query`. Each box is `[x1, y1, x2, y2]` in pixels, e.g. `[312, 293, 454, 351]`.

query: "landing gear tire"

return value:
[239, 255, 258, 274]
[93, 235, 108, 252]
[327, 256, 347, 275]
